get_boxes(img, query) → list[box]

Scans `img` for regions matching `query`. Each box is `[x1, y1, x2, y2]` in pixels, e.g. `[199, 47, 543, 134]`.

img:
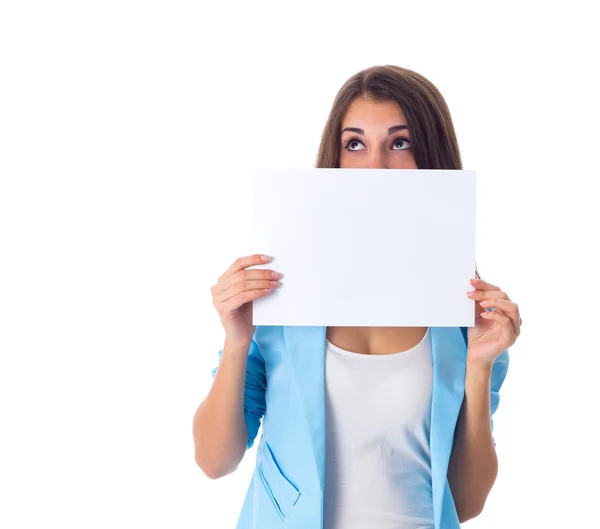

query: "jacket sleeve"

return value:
[210, 335, 267, 450]
[490, 348, 510, 447]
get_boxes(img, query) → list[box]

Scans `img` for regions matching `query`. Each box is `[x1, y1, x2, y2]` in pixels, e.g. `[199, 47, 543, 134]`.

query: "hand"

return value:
[465, 277, 522, 368]
[211, 254, 282, 347]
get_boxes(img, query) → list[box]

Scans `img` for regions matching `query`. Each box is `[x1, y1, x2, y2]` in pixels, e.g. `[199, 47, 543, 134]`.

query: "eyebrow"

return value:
[341, 124, 409, 135]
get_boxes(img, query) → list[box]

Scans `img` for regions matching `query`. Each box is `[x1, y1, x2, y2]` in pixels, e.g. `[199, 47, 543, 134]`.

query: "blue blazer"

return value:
[210, 324, 509, 529]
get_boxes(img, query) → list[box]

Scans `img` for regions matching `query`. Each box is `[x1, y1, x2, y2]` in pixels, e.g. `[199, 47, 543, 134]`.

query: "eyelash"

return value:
[343, 135, 411, 151]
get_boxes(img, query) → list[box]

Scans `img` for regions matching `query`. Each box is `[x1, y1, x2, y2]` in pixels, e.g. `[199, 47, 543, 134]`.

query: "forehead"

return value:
[341, 97, 407, 128]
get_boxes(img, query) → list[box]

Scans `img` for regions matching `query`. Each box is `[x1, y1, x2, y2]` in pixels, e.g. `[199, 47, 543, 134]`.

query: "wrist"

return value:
[224, 338, 251, 356]
[466, 354, 494, 375]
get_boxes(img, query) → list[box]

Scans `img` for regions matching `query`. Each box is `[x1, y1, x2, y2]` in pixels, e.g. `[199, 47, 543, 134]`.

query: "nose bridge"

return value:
[366, 148, 387, 169]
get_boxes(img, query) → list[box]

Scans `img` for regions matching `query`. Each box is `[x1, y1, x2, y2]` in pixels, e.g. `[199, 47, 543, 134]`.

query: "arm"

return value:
[447, 349, 510, 522]
[193, 336, 267, 479]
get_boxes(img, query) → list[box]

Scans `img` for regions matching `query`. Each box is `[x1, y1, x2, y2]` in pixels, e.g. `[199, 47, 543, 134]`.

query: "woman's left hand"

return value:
[466, 278, 522, 368]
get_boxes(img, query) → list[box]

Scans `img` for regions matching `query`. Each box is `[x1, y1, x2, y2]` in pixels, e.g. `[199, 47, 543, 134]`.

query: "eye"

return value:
[343, 135, 365, 151]
[392, 136, 411, 150]
[343, 135, 412, 152]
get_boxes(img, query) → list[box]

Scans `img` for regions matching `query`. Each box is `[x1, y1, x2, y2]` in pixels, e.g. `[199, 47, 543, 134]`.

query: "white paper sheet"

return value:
[251, 168, 476, 327]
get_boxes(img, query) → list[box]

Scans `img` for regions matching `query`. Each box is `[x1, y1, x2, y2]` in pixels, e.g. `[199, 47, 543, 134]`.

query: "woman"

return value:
[193, 65, 522, 529]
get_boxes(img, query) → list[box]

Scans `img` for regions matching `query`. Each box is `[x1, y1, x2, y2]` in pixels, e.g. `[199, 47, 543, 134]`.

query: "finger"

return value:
[216, 279, 279, 304]
[479, 299, 521, 336]
[470, 278, 501, 291]
[468, 289, 510, 302]
[221, 287, 272, 315]
[480, 308, 517, 341]
[214, 268, 279, 296]
[222, 254, 271, 280]
[479, 298, 516, 312]
[474, 301, 485, 322]
[470, 278, 513, 301]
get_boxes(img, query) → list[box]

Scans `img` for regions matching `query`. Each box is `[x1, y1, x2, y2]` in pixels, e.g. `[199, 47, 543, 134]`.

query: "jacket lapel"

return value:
[282, 324, 467, 525]
[282, 325, 327, 494]
[430, 326, 467, 528]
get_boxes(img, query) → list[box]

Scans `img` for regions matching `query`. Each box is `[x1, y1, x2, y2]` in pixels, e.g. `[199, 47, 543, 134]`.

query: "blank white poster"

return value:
[252, 168, 477, 327]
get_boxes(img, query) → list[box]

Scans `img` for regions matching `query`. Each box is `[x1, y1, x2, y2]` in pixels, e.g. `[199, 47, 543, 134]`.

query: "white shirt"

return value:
[323, 327, 434, 529]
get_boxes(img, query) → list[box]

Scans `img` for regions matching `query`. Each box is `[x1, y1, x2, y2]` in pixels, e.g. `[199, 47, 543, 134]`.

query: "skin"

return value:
[327, 95, 522, 523]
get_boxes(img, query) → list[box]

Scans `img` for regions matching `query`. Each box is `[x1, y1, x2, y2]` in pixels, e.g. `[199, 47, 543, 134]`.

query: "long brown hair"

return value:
[314, 64, 481, 280]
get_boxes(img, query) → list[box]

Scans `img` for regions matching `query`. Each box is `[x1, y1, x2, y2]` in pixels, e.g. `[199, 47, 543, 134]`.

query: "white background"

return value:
[1, 1, 598, 528]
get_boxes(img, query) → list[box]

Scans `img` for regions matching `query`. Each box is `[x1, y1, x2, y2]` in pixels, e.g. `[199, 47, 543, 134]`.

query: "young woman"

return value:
[193, 65, 522, 529]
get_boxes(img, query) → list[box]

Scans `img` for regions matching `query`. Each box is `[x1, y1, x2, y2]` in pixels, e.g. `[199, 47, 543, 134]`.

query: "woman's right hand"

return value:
[211, 254, 281, 347]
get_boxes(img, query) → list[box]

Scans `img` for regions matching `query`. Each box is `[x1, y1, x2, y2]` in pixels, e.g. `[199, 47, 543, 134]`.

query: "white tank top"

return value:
[323, 327, 434, 529]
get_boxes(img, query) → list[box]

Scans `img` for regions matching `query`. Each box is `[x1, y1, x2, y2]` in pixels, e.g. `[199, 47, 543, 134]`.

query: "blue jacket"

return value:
[210, 325, 509, 529]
